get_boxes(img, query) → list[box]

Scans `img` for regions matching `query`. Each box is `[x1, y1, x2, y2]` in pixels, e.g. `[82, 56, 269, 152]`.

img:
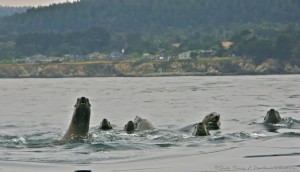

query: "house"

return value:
[198, 50, 216, 57]
[142, 53, 158, 60]
[107, 51, 129, 61]
[26, 54, 47, 63]
[172, 43, 181, 48]
[87, 52, 108, 60]
[158, 56, 164, 60]
[64, 54, 89, 62]
[221, 41, 234, 49]
[14, 54, 64, 64]
[178, 51, 192, 60]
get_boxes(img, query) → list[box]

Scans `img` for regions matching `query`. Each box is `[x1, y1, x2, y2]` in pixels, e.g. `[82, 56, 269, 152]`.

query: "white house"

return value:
[178, 51, 192, 60]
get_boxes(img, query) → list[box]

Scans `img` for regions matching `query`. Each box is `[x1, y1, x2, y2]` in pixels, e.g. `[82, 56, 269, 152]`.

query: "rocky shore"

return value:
[0, 58, 299, 78]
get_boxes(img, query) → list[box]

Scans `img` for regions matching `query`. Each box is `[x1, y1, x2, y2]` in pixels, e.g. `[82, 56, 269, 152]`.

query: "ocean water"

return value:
[0, 75, 299, 172]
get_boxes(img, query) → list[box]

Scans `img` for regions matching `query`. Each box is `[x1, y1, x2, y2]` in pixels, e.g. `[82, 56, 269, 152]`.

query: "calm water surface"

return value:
[0, 75, 299, 170]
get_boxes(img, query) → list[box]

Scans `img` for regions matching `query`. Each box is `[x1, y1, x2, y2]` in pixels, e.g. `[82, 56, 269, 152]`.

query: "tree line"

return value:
[0, 0, 299, 63]
[0, 6, 28, 18]
[0, 25, 299, 63]
[0, 0, 299, 34]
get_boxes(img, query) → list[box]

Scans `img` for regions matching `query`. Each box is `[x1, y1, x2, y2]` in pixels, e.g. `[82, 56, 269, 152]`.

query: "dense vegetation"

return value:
[0, 0, 299, 63]
[219, 27, 300, 64]
[1, 0, 299, 34]
[0, 6, 28, 17]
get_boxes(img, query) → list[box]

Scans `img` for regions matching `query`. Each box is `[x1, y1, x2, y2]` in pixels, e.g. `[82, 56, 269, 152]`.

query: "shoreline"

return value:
[1, 58, 300, 78]
[0, 72, 299, 79]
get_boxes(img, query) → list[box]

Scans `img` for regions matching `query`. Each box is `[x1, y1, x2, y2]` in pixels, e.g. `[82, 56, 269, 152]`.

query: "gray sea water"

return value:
[0, 75, 299, 172]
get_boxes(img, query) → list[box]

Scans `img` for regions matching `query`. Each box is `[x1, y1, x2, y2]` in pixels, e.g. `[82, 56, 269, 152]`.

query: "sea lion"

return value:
[62, 97, 91, 141]
[202, 112, 221, 130]
[124, 120, 135, 133]
[192, 122, 210, 136]
[134, 116, 154, 130]
[264, 109, 281, 124]
[133, 116, 143, 128]
[99, 118, 112, 130]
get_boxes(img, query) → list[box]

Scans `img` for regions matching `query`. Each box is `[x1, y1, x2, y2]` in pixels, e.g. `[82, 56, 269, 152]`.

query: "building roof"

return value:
[221, 41, 234, 49]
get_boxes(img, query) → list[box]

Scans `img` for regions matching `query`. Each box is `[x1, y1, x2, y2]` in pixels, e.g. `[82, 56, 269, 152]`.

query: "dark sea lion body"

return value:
[263, 109, 282, 132]
[264, 109, 281, 124]
[99, 118, 112, 130]
[62, 97, 91, 141]
[202, 112, 221, 130]
[192, 122, 210, 136]
[124, 120, 135, 133]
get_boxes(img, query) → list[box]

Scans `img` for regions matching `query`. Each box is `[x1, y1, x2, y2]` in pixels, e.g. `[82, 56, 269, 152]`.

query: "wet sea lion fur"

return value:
[62, 97, 91, 141]
[192, 122, 210, 136]
[99, 118, 112, 130]
[202, 112, 221, 130]
[264, 109, 281, 124]
[134, 116, 154, 130]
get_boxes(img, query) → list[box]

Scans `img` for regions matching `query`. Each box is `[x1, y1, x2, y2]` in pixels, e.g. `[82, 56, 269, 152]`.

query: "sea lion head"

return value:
[134, 116, 143, 123]
[74, 97, 91, 108]
[99, 118, 112, 130]
[202, 112, 221, 130]
[124, 120, 135, 133]
[134, 116, 143, 128]
[72, 97, 91, 136]
[192, 122, 210, 136]
[264, 109, 281, 124]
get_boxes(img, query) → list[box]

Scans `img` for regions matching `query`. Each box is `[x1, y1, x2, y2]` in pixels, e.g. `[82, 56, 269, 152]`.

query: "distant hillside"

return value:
[0, 0, 299, 62]
[0, 6, 28, 18]
[0, 0, 299, 34]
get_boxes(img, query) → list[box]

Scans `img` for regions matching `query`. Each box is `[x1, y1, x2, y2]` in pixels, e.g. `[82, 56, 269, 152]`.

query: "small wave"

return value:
[0, 124, 17, 129]
[153, 143, 177, 148]
[0, 135, 28, 148]
[289, 94, 300, 98]
[230, 131, 269, 140]
[245, 152, 300, 158]
[12, 137, 27, 144]
[232, 131, 251, 138]
[280, 131, 300, 137]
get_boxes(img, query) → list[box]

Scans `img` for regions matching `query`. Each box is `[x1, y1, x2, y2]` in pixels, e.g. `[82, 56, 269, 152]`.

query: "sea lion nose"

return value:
[79, 97, 88, 104]
[270, 109, 275, 113]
